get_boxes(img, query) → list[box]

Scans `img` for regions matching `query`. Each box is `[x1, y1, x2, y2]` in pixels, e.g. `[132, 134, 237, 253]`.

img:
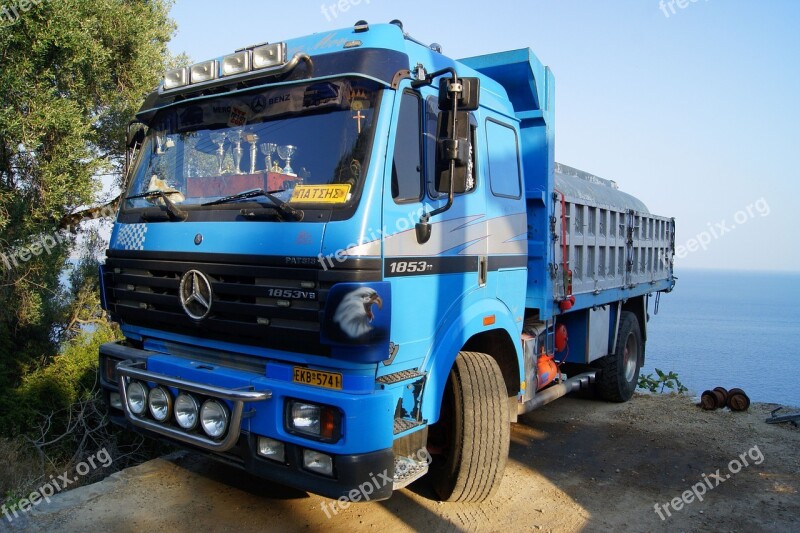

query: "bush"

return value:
[0, 438, 42, 502]
[20, 324, 118, 409]
[637, 368, 688, 394]
[0, 322, 119, 437]
[0, 322, 171, 502]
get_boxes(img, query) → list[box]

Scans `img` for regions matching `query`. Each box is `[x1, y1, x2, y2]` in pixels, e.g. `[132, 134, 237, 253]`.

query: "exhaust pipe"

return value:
[518, 371, 596, 415]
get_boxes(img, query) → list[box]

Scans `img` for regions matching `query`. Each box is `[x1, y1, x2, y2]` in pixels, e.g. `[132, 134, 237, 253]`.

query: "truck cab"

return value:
[99, 21, 675, 503]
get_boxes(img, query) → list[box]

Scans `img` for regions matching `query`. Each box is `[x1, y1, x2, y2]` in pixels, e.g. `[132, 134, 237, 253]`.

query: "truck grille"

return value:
[102, 250, 380, 355]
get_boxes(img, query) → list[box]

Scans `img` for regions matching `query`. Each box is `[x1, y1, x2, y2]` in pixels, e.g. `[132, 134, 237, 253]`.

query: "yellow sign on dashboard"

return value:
[289, 184, 351, 204]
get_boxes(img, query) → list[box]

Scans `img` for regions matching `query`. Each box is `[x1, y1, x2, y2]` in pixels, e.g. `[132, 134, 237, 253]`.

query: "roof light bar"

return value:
[252, 43, 286, 70]
[221, 51, 250, 77]
[160, 41, 290, 92]
[190, 60, 217, 84]
[163, 67, 189, 90]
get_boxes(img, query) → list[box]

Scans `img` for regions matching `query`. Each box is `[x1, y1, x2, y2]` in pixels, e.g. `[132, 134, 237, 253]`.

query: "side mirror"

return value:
[414, 73, 479, 245]
[435, 110, 471, 194]
[124, 121, 147, 185]
[438, 77, 480, 112]
[127, 122, 146, 149]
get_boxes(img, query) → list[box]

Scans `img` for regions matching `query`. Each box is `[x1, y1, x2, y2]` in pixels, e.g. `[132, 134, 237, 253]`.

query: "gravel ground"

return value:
[11, 393, 799, 532]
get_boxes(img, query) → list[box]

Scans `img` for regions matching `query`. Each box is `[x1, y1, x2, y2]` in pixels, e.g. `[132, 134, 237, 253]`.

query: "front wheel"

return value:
[596, 311, 642, 402]
[427, 351, 510, 502]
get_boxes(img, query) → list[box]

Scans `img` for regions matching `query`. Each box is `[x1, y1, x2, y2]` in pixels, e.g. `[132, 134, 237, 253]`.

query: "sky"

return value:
[167, 0, 800, 272]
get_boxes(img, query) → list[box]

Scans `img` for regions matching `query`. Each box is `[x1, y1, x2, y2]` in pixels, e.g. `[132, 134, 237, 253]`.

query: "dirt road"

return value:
[18, 394, 800, 532]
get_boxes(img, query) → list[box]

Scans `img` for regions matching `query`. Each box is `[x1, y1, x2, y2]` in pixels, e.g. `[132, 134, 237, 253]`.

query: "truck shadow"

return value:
[393, 393, 723, 532]
[169, 452, 310, 501]
[157, 394, 792, 532]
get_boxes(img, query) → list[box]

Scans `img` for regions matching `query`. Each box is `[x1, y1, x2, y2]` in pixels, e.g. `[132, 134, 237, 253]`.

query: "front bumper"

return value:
[100, 341, 396, 501]
[117, 359, 270, 451]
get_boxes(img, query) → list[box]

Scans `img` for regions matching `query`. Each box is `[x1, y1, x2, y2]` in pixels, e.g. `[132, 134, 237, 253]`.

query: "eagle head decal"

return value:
[332, 287, 383, 339]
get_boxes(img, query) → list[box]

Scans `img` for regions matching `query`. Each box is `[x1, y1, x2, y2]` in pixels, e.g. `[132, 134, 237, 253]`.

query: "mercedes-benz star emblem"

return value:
[179, 270, 213, 320]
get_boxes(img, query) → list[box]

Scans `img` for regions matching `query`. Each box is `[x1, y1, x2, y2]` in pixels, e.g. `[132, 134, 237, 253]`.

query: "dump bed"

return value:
[460, 49, 675, 318]
[551, 164, 675, 308]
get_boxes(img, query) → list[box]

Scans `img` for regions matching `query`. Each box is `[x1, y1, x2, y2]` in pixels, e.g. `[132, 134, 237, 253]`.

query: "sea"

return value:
[644, 269, 800, 408]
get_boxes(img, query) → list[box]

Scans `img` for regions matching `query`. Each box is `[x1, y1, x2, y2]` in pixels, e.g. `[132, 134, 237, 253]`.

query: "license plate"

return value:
[293, 367, 342, 390]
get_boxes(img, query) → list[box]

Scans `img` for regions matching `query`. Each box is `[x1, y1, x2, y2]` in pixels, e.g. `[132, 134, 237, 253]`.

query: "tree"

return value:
[0, 0, 177, 428]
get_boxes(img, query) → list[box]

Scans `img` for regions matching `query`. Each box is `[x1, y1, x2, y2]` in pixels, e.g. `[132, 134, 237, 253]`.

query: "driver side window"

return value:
[391, 91, 423, 204]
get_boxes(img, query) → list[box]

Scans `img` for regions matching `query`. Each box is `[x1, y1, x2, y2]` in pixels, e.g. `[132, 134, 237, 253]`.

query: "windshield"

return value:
[124, 78, 382, 217]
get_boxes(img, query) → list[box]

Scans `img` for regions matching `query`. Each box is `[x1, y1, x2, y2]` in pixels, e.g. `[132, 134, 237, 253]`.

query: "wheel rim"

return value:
[623, 333, 638, 383]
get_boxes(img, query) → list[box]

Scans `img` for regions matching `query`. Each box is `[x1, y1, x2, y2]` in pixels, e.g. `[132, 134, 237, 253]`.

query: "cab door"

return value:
[381, 83, 487, 370]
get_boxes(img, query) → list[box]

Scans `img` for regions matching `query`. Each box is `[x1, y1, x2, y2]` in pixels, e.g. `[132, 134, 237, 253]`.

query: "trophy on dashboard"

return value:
[244, 132, 259, 175]
[278, 145, 298, 176]
[210, 132, 227, 175]
[230, 129, 244, 174]
[155, 130, 166, 155]
[260, 142, 277, 173]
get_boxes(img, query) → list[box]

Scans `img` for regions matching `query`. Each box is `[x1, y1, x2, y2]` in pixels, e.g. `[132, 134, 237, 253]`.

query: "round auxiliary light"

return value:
[174, 393, 200, 430]
[200, 400, 230, 439]
[126, 381, 148, 416]
[148, 386, 173, 422]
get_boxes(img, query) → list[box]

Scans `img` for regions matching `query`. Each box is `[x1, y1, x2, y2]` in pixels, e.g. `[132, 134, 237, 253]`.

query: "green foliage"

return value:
[0, 438, 41, 502]
[638, 368, 689, 394]
[0, 0, 181, 501]
[0, 0, 176, 410]
[0, 321, 120, 435]
[21, 323, 119, 412]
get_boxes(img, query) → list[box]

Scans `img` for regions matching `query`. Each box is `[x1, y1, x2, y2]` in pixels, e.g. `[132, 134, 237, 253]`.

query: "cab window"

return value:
[391, 92, 423, 203]
[486, 119, 522, 198]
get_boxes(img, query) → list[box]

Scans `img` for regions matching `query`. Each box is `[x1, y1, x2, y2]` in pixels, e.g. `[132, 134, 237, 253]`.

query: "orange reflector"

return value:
[483, 315, 496, 326]
[320, 408, 337, 441]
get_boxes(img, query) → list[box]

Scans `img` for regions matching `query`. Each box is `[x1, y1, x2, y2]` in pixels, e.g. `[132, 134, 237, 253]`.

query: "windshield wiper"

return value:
[125, 190, 187, 221]
[202, 188, 304, 221]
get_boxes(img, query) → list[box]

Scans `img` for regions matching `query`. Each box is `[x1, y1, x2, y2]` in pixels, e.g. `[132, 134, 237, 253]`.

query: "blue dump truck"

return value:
[99, 21, 675, 503]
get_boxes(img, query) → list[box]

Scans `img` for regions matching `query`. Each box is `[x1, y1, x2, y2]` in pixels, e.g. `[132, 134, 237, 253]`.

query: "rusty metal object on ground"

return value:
[700, 389, 725, 410]
[713, 387, 729, 405]
[727, 388, 750, 411]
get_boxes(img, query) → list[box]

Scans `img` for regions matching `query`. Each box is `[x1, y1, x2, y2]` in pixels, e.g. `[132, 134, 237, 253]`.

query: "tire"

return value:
[596, 311, 642, 402]
[427, 351, 510, 502]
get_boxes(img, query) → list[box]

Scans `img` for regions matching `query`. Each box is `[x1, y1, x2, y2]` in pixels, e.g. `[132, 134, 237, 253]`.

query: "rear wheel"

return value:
[427, 351, 509, 502]
[596, 311, 642, 402]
